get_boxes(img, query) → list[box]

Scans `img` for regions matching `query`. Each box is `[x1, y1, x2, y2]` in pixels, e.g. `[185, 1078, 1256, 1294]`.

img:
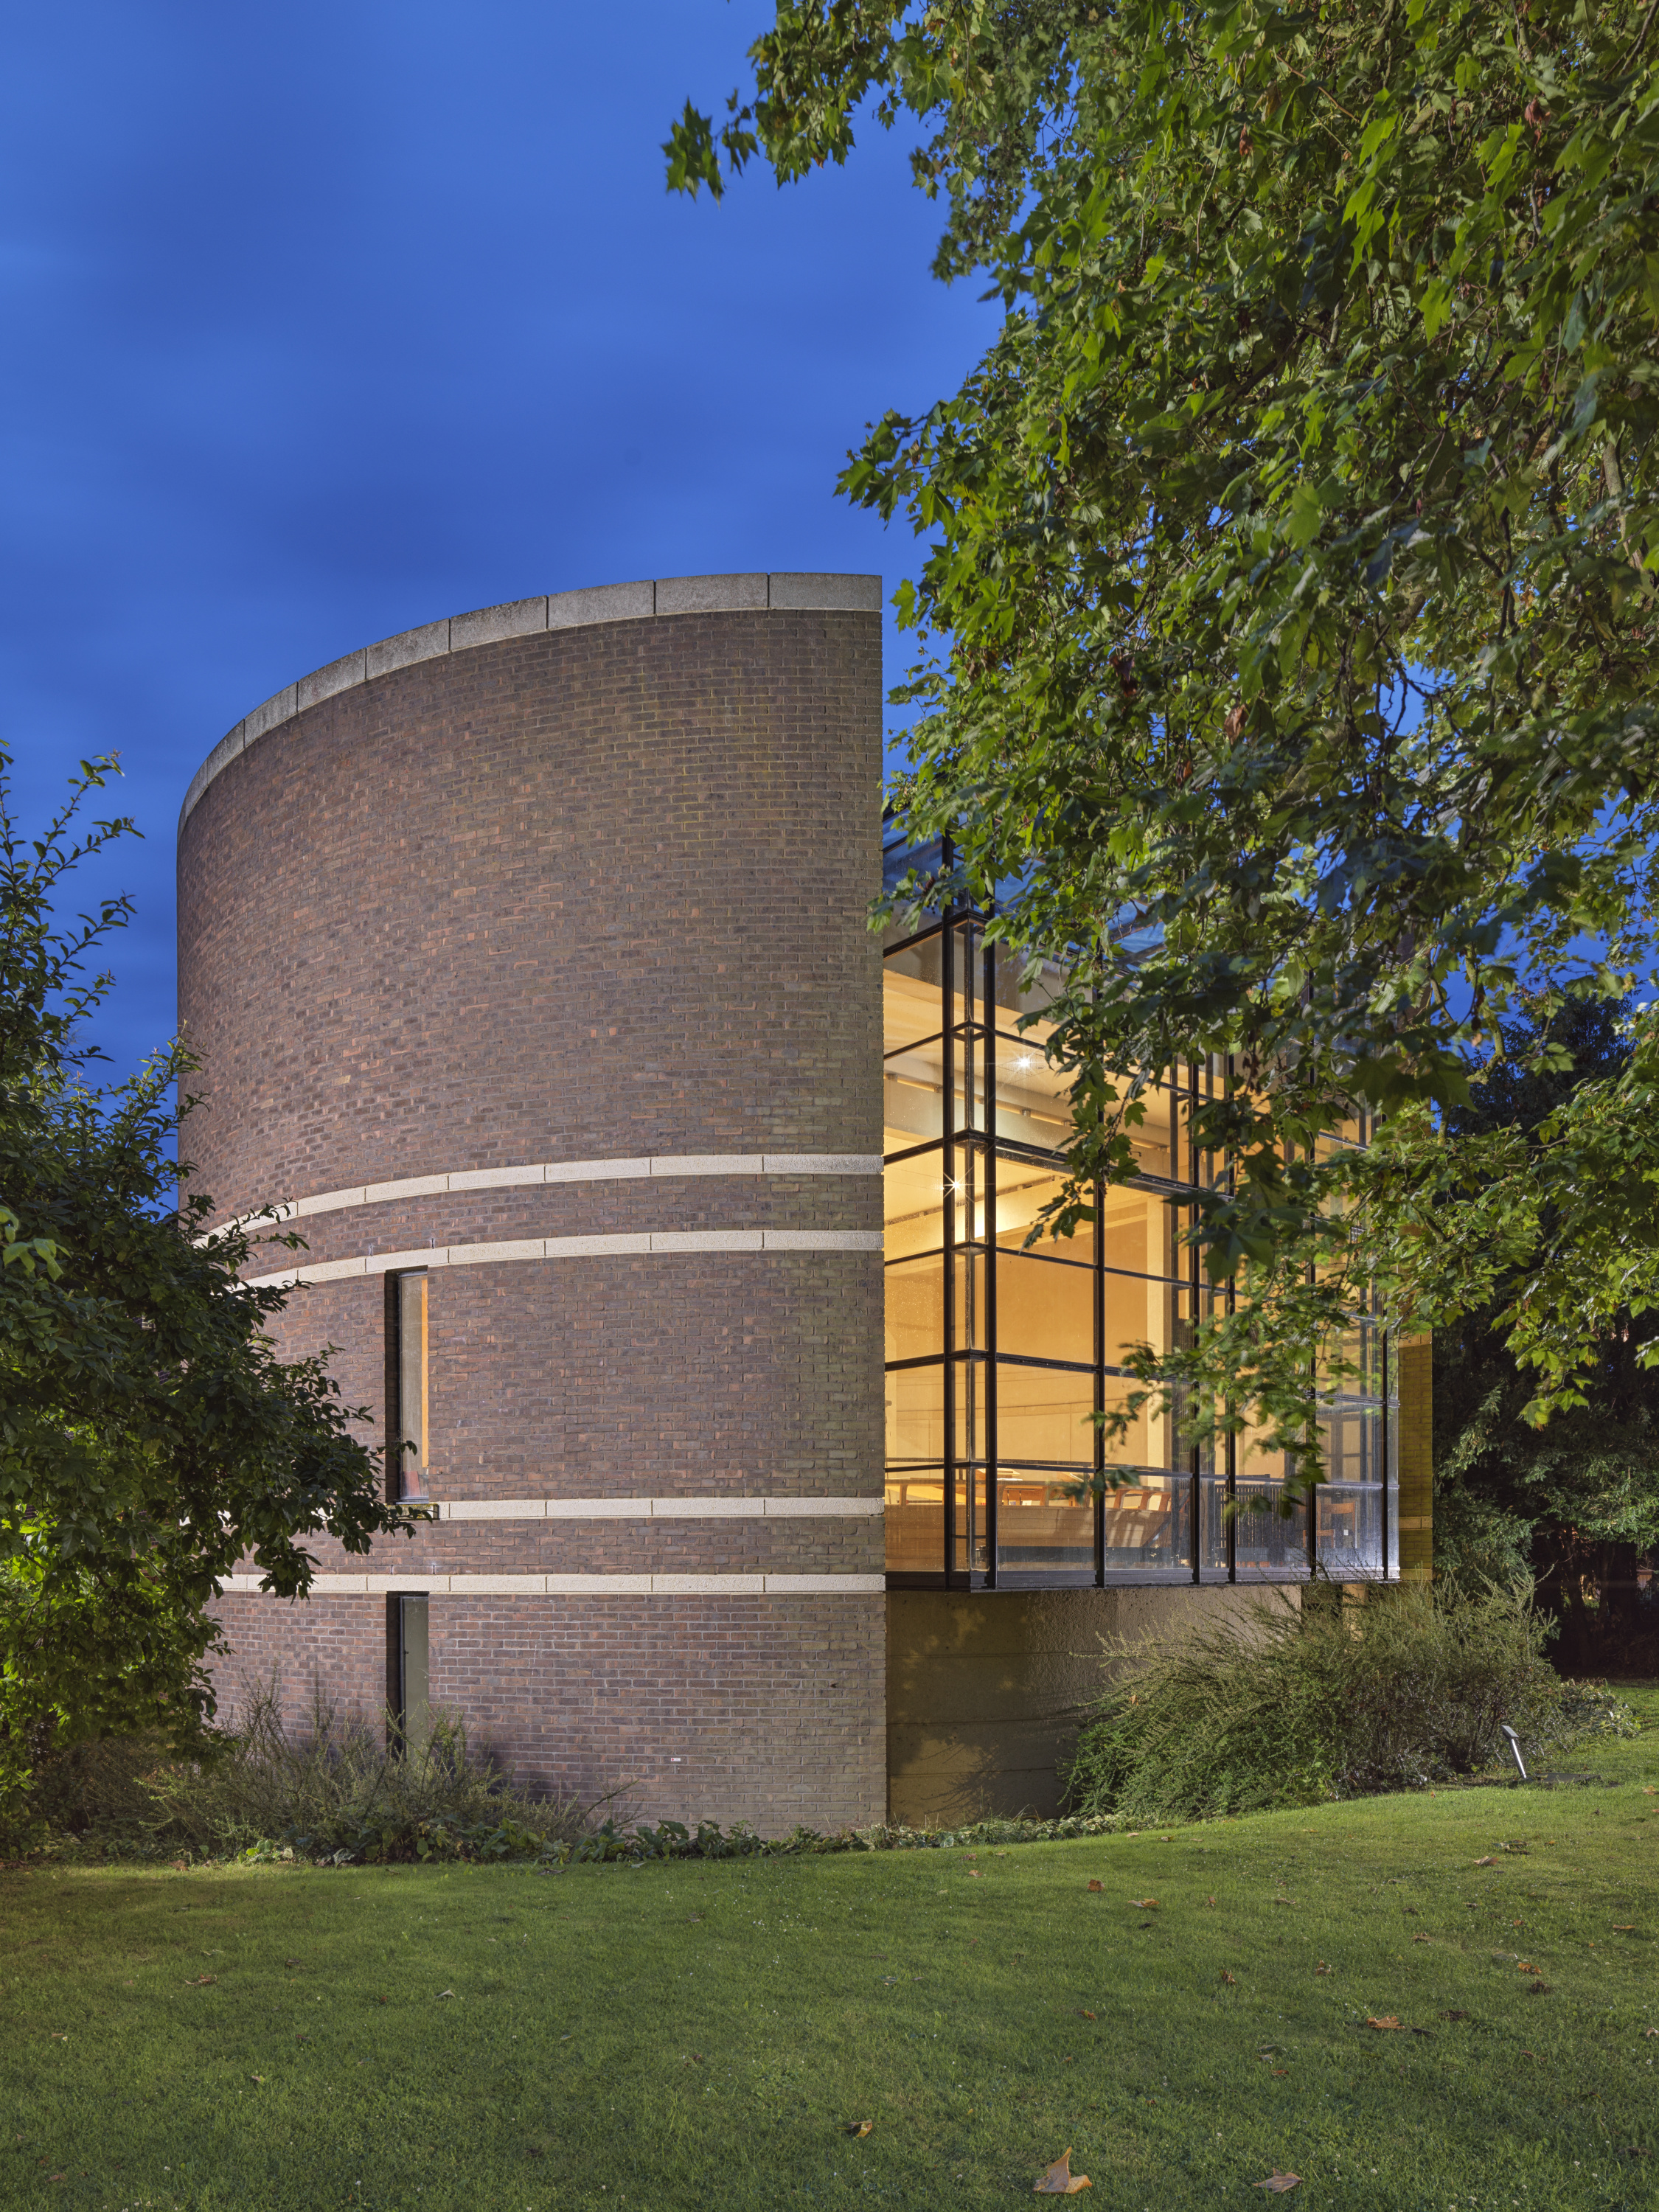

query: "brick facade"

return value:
[179, 578, 886, 1832]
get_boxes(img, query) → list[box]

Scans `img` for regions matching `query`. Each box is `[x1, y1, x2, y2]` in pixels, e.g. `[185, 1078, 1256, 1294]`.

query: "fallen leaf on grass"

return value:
[250, 2075, 265, 2085]
[435, 1989, 456, 2000]
[1271, 2068, 1289, 2078]
[1412, 1934, 1431, 1944]
[1078, 2009, 1096, 2021]
[1516, 1961, 1537, 1974]
[1473, 1856, 1498, 1867]
[1087, 1879, 1103, 1893]
[844, 2121, 873, 2138]
[1621, 2146, 1649, 2158]
[1206, 1896, 1216, 1907]
[1613, 1924, 1637, 1933]
[1314, 1963, 1332, 1975]
[1220, 1971, 1237, 1986]
[284, 1957, 302, 1968]
[967, 1870, 982, 1879]
[1366, 2016, 1404, 2031]
[1527, 1981, 1551, 1994]
[1254, 2172, 1300, 2193]
[1130, 1898, 1159, 1910]
[1033, 2148, 1091, 2194]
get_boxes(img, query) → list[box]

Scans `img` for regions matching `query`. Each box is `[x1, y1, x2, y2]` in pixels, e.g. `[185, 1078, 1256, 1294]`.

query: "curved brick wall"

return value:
[178, 574, 886, 1831]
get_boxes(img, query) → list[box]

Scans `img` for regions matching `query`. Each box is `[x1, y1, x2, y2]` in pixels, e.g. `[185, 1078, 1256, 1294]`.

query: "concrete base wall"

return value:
[886, 1585, 1300, 1825]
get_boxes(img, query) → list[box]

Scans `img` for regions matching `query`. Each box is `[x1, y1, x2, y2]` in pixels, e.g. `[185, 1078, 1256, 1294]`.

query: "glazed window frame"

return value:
[386, 1267, 431, 1504]
[881, 905, 1396, 1590]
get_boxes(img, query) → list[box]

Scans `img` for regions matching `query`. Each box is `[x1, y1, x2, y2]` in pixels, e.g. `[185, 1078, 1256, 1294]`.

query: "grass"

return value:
[3, 1688, 1656, 2212]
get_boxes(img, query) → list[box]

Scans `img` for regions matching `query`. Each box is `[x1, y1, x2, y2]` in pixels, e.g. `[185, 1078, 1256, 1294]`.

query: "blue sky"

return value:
[4, 1, 995, 1079]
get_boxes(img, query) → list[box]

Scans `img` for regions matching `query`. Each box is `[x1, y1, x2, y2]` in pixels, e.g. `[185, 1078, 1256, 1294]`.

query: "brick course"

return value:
[181, 591, 884, 1831]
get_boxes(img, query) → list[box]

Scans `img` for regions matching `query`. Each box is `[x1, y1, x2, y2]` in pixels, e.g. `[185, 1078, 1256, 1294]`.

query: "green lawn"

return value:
[4, 1692, 1657, 2212]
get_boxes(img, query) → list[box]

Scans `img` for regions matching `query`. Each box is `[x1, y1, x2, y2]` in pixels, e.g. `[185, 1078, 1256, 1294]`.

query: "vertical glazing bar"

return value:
[941, 906, 957, 1582]
[1189, 1064, 1201, 1582]
[961, 923, 977, 1578]
[1225, 1057, 1238, 1583]
[984, 936, 998, 1588]
[1307, 1159, 1319, 1580]
[1093, 1170, 1107, 1586]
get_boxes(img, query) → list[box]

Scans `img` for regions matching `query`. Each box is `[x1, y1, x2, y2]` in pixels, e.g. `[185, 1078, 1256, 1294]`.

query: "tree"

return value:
[0, 753, 403, 1811]
[1432, 995, 1659, 1663]
[669, 0, 1659, 1476]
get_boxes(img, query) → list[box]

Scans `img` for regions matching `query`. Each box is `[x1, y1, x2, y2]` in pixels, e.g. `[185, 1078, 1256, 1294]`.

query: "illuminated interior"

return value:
[881, 889, 1394, 1587]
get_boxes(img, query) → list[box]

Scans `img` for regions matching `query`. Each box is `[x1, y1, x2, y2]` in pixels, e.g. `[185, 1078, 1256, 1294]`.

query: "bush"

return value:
[134, 1679, 587, 1865]
[1063, 1581, 1634, 1823]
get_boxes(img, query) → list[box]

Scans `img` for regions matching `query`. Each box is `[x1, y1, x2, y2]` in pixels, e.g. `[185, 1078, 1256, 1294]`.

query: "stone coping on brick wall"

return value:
[180, 570, 883, 832]
[245, 1225, 883, 1291]
[432, 1495, 882, 1520]
[202, 1150, 882, 1242]
[219, 1571, 887, 1596]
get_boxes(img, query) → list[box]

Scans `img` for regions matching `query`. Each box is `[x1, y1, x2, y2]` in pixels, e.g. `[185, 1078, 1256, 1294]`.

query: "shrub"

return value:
[137, 1678, 585, 1865]
[1063, 1581, 1634, 1823]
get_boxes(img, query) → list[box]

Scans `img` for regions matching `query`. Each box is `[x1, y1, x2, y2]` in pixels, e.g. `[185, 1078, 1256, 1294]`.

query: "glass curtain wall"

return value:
[882, 901, 1394, 1588]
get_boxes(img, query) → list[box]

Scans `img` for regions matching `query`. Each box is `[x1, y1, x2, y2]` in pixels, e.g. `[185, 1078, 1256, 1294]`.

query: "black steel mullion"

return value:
[1225, 1054, 1238, 1583]
[984, 936, 999, 1590]
[941, 905, 958, 1585]
[1093, 1168, 1107, 1587]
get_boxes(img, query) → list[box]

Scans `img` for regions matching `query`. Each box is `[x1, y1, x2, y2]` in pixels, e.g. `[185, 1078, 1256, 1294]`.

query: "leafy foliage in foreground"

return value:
[1065, 1582, 1633, 1821]
[1430, 996, 1659, 1665]
[0, 754, 403, 1809]
[671, 0, 1659, 1473]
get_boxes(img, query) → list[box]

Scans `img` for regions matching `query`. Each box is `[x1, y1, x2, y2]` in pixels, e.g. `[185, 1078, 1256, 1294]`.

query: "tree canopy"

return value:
[670, 0, 1659, 1476]
[0, 755, 402, 1807]
[1431, 995, 1659, 1658]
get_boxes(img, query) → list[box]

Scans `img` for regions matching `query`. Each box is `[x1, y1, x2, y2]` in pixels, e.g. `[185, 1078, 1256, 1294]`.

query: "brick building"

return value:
[178, 571, 1422, 1832]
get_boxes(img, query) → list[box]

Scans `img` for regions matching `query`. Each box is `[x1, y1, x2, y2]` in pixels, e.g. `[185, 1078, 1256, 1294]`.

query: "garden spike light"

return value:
[1500, 1724, 1528, 1781]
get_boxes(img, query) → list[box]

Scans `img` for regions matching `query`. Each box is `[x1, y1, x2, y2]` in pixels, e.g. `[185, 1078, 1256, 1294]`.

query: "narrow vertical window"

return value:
[388, 1592, 429, 1751]
[389, 1270, 429, 1500]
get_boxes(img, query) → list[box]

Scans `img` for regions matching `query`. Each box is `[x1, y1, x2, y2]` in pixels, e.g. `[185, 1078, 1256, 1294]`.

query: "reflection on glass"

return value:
[886, 1253, 942, 1363]
[996, 1472, 1094, 1578]
[1103, 1472, 1192, 1573]
[1237, 1419, 1288, 1481]
[994, 1360, 1095, 1467]
[394, 1270, 428, 1501]
[1321, 1403, 1383, 1485]
[884, 1146, 948, 1260]
[886, 1361, 946, 1464]
[1234, 1482, 1310, 1578]
[886, 1469, 945, 1573]
[1316, 1484, 1385, 1576]
[952, 1467, 987, 1577]
[995, 1251, 1093, 1366]
[1199, 1478, 1231, 1573]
